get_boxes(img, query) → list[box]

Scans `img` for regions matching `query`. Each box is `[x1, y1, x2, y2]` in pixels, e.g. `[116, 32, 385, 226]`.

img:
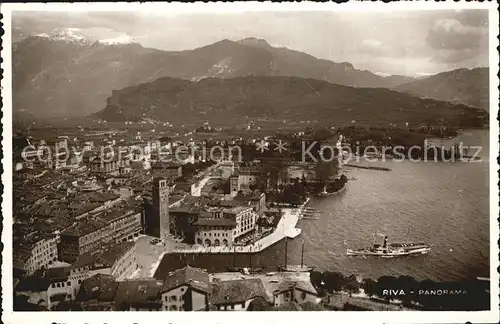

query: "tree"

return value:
[247, 297, 273, 311]
[310, 271, 323, 289]
[343, 278, 360, 297]
[323, 271, 345, 293]
[314, 160, 338, 184]
[362, 278, 377, 297]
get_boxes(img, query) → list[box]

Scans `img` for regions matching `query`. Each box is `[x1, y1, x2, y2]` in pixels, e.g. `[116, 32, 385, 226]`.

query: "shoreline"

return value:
[166, 197, 310, 255]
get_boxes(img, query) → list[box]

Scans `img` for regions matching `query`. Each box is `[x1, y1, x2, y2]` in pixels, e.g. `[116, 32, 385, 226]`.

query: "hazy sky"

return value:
[12, 10, 489, 76]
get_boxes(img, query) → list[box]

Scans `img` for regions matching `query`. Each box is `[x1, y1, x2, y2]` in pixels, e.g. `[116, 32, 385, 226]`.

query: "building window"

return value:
[300, 292, 306, 300]
[171, 295, 177, 302]
[171, 305, 178, 311]
[67, 282, 71, 286]
[231, 305, 235, 310]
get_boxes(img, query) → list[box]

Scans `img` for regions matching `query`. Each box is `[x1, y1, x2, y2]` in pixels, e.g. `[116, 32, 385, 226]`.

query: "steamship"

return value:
[346, 234, 431, 257]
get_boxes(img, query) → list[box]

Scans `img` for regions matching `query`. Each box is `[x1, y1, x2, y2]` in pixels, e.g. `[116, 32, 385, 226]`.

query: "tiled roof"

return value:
[114, 279, 164, 306]
[223, 206, 252, 215]
[45, 266, 71, 283]
[234, 191, 264, 201]
[210, 278, 267, 305]
[151, 161, 181, 170]
[274, 280, 318, 296]
[161, 265, 210, 293]
[72, 241, 134, 270]
[61, 217, 109, 237]
[78, 274, 118, 302]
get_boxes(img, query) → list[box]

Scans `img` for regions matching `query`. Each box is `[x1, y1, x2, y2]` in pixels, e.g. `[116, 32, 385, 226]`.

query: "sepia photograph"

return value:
[1, 2, 498, 324]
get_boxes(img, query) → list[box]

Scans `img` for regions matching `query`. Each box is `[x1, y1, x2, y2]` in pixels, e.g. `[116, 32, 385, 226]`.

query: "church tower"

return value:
[153, 177, 169, 242]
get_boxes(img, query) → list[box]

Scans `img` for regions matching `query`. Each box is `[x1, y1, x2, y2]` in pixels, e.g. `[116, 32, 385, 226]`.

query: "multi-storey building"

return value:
[229, 169, 261, 195]
[193, 217, 236, 247]
[97, 207, 142, 243]
[160, 266, 211, 311]
[223, 206, 257, 242]
[46, 242, 137, 310]
[234, 191, 266, 217]
[58, 202, 143, 263]
[58, 218, 111, 263]
[169, 206, 208, 244]
[151, 161, 182, 181]
[13, 234, 59, 275]
[70, 241, 137, 281]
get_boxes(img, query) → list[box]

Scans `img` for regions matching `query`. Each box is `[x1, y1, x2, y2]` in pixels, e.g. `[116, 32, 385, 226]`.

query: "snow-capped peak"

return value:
[34, 28, 138, 47]
[99, 35, 136, 45]
[35, 28, 93, 45]
[374, 71, 392, 78]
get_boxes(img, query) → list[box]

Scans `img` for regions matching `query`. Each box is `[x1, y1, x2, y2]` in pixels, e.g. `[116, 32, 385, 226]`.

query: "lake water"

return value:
[156, 130, 490, 282]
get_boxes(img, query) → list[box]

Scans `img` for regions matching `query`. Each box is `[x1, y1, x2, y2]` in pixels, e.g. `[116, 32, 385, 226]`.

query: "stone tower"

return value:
[153, 177, 169, 242]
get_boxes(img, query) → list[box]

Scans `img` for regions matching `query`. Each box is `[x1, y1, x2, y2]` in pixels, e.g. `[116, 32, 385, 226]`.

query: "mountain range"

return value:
[12, 33, 489, 122]
[395, 67, 489, 111]
[96, 76, 487, 128]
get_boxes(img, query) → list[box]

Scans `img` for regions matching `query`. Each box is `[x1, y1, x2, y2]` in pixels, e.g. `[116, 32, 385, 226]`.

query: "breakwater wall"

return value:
[344, 164, 391, 171]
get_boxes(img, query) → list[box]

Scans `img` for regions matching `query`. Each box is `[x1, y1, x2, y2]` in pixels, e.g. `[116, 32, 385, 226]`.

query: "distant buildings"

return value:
[151, 161, 182, 181]
[90, 155, 130, 177]
[229, 169, 261, 196]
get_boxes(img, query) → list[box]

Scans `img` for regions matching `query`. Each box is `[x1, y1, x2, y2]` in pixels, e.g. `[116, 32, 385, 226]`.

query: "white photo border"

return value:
[1, 2, 498, 324]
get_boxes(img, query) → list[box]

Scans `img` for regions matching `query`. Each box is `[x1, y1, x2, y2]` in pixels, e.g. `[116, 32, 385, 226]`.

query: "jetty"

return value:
[344, 163, 391, 171]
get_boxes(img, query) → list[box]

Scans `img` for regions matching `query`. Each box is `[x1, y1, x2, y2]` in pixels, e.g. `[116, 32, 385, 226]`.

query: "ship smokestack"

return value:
[383, 236, 388, 248]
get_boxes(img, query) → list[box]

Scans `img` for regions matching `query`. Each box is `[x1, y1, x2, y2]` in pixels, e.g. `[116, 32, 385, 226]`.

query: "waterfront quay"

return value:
[132, 201, 308, 279]
[169, 204, 306, 254]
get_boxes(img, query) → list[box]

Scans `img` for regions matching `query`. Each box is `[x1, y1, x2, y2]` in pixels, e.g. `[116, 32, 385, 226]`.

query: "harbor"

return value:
[168, 199, 309, 254]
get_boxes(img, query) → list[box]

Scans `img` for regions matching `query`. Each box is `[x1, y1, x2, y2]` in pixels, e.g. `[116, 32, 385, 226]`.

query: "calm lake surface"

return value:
[157, 130, 490, 282]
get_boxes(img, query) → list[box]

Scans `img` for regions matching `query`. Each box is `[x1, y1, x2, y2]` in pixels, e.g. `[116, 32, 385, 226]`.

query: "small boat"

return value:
[346, 233, 430, 257]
